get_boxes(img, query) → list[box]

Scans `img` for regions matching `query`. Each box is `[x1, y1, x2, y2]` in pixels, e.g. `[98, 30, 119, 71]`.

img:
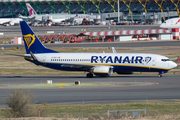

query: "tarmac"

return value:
[0, 25, 161, 36]
[0, 40, 180, 49]
[0, 75, 180, 107]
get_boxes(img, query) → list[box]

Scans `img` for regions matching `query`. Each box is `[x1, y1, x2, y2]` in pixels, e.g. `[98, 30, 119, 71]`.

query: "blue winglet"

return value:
[20, 21, 58, 54]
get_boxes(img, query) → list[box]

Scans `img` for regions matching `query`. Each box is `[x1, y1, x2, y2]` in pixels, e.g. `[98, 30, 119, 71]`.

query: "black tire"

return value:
[86, 73, 93, 78]
[158, 74, 162, 77]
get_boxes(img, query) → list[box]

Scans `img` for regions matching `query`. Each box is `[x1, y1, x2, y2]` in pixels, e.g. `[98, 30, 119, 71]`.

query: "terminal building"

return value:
[0, 0, 180, 24]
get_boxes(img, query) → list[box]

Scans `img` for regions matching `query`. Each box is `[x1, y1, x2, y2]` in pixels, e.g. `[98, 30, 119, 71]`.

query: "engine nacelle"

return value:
[10, 22, 15, 26]
[116, 71, 134, 74]
[5, 24, 10, 26]
[93, 66, 113, 77]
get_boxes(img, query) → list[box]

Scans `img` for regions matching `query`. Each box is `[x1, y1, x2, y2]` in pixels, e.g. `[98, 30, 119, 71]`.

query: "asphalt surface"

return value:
[0, 24, 175, 49]
[0, 25, 160, 36]
[0, 75, 180, 107]
[0, 40, 180, 49]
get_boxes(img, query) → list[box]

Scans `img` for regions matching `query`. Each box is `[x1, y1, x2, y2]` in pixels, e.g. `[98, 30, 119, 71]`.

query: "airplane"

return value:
[160, 17, 180, 28]
[19, 3, 96, 25]
[0, 18, 22, 26]
[19, 21, 177, 78]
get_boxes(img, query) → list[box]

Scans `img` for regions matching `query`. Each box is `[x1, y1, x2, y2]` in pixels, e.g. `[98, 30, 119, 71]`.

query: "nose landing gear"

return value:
[158, 71, 167, 77]
[158, 74, 162, 77]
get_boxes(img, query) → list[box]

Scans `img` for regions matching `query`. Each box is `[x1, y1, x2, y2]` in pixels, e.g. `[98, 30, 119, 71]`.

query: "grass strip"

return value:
[1, 102, 179, 118]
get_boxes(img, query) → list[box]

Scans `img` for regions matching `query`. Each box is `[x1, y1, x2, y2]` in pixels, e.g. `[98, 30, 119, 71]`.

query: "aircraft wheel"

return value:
[158, 74, 162, 77]
[86, 73, 93, 78]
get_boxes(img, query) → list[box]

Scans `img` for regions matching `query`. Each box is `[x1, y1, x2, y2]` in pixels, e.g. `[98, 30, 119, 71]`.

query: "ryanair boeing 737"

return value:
[20, 21, 177, 78]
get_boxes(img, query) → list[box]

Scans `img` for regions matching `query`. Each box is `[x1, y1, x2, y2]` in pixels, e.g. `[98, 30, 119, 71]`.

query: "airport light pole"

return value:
[167, 7, 169, 19]
[118, 0, 120, 22]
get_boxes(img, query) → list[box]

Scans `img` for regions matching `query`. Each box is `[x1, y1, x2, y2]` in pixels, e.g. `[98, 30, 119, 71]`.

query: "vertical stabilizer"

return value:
[26, 3, 37, 16]
[20, 21, 58, 54]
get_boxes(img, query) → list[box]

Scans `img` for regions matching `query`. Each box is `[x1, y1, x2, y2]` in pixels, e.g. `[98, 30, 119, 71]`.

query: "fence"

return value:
[33, 107, 179, 119]
[107, 108, 146, 118]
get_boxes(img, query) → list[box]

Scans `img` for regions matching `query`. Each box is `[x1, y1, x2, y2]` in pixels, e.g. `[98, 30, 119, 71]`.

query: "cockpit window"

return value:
[161, 59, 170, 61]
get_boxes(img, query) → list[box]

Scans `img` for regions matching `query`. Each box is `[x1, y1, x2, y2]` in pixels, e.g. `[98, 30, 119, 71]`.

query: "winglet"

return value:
[112, 47, 117, 53]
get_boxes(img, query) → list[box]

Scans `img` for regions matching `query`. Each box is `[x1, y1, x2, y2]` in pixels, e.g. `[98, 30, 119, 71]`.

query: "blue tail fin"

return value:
[20, 21, 58, 54]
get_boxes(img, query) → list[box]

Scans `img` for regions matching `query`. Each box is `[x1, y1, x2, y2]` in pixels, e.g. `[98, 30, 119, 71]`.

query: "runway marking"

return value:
[142, 100, 166, 102]
[58, 83, 66, 85]
[59, 87, 64, 89]
[172, 99, 180, 102]
[0, 82, 156, 89]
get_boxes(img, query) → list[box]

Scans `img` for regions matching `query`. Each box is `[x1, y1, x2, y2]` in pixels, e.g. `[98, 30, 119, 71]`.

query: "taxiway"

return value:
[0, 75, 179, 107]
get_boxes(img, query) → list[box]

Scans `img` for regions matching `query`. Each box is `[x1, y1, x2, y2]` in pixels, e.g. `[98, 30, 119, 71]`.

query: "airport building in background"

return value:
[0, 0, 180, 24]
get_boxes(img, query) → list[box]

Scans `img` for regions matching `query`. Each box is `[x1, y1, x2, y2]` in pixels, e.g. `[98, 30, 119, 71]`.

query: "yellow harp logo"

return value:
[23, 34, 36, 49]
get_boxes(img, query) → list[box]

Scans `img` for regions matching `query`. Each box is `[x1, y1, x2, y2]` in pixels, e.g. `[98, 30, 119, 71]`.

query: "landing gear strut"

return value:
[158, 74, 162, 77]
[86, 73, 93, 78]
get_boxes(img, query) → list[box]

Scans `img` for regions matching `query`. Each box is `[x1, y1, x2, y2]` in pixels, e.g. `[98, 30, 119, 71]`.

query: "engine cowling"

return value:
[10, 22, 15, 26]
[93, 66, 113, 77]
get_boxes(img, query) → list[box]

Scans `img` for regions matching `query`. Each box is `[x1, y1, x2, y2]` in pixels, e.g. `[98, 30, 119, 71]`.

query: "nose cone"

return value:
[170, 62, 177, 69]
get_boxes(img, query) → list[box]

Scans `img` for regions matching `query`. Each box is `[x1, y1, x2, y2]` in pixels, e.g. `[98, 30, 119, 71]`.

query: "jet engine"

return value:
[10, 22, 15, 26]
[93, 66, 113, 77]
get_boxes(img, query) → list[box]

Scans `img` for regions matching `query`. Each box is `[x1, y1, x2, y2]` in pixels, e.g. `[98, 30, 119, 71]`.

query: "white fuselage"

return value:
[32, 53, 176, 72]
[0, 18, 22, 25]
[30, 14, 95, 23]
[160, 17, 180, 28]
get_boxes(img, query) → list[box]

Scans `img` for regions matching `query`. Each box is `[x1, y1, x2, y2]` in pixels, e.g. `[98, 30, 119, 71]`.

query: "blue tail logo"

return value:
[20, 21, 58, 54]
[23, 34, 35, 49]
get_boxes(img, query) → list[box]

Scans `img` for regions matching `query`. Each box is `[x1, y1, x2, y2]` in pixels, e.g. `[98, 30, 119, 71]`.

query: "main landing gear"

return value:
[86, 73, 93, 78]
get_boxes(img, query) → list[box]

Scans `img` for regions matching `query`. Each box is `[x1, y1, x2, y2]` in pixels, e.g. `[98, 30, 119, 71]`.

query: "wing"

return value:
[58, 62, 94, 69]
[28, 53, 94, 69]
